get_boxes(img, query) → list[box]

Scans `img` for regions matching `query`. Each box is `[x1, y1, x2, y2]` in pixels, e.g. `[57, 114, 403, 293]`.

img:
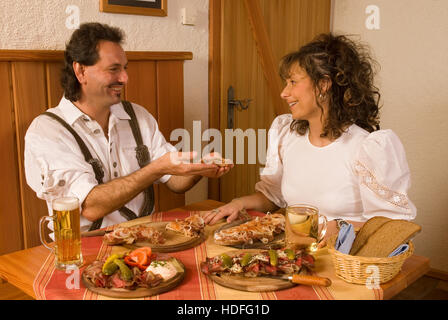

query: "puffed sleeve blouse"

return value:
[255, 114, 417, 222]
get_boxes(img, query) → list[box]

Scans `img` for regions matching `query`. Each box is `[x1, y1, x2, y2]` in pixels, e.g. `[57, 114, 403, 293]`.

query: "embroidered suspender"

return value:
[42, 100, 155, 231]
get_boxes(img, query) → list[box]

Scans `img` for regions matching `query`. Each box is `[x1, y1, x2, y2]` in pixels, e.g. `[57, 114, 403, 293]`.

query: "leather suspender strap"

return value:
[121, 101, 155, 218]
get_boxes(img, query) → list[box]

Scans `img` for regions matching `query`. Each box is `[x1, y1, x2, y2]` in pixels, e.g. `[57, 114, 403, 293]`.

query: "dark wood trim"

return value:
[100, 0, 167, 17]
[208, 0, 222, 201]
[0, 50, 192, 62]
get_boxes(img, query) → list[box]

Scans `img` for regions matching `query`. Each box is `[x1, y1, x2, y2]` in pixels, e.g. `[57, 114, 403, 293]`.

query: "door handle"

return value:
[227, 86, 252, 129]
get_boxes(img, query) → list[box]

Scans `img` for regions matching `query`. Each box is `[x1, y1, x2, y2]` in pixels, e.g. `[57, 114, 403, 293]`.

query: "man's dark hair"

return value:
[61, 22, 124, 102]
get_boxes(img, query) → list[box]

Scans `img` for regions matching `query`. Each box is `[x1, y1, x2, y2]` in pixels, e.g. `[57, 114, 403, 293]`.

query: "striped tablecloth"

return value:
[33, 210, 382, 300]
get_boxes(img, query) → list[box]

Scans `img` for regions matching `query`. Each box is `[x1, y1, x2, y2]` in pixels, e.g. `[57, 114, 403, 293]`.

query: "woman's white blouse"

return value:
[255, 114, 417, 222]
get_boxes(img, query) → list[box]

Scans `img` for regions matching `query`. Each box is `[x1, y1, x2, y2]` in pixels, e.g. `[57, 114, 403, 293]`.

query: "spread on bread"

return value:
[103, 224, 166, 245]
[200, 248, 314, 277]
[165, 214, 205, 238]
[214, 213, 285, 245]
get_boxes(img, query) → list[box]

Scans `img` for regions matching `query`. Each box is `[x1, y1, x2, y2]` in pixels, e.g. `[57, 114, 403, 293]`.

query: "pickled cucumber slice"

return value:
[241, 253, 252, 267]
[269, 249, 278, 266]
[284, 248, 295, 260]
[102, 254, 122, 275]
[114, 258, 133, 281]
[221, 253, 233, 268]
[102, 260, 118, 275]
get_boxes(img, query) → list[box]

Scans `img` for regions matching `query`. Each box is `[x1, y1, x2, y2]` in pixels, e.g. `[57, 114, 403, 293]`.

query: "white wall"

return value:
[333, 0, 448, 272]
[0, 0, 209, 204]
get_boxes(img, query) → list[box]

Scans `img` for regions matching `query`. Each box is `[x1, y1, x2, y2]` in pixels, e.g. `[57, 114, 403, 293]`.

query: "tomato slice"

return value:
[128, 250, 148, 266]
[123, 247, 153, 270]
[124, 256, 147, 271]
[132, 247, 152, 257]
[125, 247, 153, 269]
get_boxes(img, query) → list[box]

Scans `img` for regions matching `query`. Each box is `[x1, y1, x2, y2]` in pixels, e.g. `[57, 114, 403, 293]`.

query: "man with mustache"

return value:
[24, 23, 230, 235]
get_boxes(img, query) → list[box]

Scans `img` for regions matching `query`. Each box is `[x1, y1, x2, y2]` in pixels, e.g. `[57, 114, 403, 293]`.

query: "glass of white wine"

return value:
[285, 204, 327, 252]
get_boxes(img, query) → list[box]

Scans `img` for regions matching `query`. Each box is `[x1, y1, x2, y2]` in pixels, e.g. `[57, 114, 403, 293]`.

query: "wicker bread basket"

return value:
[327, 234, 414, 285]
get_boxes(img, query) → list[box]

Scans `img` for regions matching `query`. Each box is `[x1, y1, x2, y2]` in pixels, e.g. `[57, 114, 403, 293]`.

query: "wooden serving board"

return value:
[82, 257, 185, 299]
[214, 220, 285, 250]
[119, 222, 205, 253]
[209, 273, 294, 292]
[205, 249, 296, 292]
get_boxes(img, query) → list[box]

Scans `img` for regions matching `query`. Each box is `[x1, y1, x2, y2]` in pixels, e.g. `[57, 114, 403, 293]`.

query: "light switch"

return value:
[181, 8, 196, 26]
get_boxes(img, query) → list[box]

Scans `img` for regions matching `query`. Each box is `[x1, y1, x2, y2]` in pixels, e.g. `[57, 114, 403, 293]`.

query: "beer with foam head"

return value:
[40, 197, 83, 270]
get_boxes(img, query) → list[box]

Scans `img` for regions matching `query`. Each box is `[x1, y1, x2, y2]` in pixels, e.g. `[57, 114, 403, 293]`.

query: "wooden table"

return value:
[0, 200, 430, 300]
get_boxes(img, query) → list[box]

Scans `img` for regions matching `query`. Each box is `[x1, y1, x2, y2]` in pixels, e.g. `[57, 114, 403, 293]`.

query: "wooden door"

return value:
[209, 0, 332, 203]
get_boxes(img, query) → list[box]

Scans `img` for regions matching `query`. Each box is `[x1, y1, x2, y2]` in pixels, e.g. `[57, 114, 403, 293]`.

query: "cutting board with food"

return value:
[82, 247, 185, 298]
[200, 248, 331, 292]
[213, 213, 286, 249]
[101, 214, 206, 252]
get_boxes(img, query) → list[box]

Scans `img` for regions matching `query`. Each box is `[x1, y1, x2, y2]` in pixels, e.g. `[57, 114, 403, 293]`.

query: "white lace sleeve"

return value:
[254, 114, 291, 208]
[354, 129, 417, 220]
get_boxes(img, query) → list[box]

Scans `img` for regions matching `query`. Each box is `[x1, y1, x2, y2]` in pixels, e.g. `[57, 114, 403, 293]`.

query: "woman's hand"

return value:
[203, 198, 245, 225]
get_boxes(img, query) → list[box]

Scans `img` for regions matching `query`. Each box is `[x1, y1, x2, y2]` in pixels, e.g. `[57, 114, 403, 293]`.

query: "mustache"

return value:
[108, 82, 125, 87]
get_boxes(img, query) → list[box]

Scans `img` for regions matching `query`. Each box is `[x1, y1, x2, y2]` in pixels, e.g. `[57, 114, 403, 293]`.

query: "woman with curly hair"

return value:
[204, 33, 416, 231]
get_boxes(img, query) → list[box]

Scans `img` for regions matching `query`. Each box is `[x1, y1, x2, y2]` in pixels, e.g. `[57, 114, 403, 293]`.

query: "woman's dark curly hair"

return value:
[279, 33, 381, 138]
[61, 22, 124, 102]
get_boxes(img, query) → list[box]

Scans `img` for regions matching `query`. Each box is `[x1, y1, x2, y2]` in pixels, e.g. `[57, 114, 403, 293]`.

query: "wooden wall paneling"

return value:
[125, 61, 160, 211]
[0, 62, 24, 254]
[125, 61, 158, 117]
[12, 62, 49, 248]
[156, 61, 185, 210]
[45, 62, 64, 108]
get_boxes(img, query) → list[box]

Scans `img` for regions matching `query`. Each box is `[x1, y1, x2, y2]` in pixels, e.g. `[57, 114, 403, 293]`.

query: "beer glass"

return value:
[285, 204, 327, 252]
[39, 197, 83, 270]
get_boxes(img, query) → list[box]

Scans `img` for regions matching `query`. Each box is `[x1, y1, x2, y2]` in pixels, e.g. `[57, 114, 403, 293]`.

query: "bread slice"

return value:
[355, 220, 421, 257]
[349, 216, 391, 255]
